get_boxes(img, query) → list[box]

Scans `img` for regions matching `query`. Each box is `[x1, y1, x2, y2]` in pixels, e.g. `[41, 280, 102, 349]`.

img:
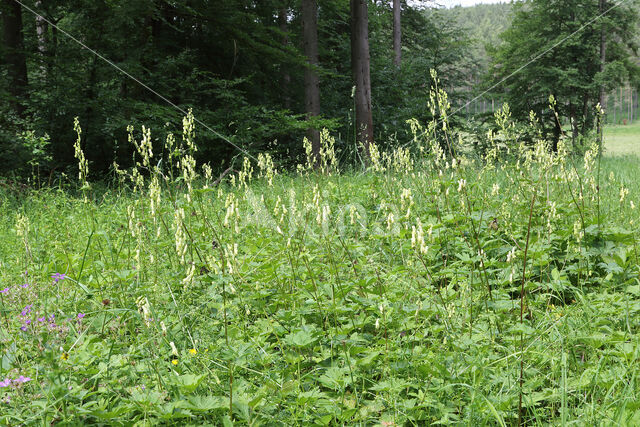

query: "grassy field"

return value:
[1, 124, 640, 425]
[604, 121, 640, 157]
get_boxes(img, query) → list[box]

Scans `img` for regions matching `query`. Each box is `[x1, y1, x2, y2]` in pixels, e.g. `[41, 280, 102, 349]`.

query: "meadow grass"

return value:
[604, 121, 640, 157]
[1, 118, 640, 425]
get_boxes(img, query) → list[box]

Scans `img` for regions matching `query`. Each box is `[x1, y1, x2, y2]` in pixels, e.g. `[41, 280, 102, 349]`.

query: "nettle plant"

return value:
[1, 91, 639, 425]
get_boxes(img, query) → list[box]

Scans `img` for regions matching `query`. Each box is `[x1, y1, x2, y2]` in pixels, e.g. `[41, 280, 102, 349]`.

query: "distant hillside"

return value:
[439, 2, 514, 70]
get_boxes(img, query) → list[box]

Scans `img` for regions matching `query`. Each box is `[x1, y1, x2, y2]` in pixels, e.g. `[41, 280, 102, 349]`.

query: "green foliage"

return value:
[1, 113, 640, 424]
[369, 5, 475, 145]
[0, 125, 51, 178]
[0, 0, 477, 175]
[488, 0, 640, 145]
[440, 2, 514, 70]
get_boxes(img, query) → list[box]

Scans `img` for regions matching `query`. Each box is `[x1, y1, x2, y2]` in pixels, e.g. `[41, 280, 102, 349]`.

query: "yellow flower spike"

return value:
[189, 348, 197, 355]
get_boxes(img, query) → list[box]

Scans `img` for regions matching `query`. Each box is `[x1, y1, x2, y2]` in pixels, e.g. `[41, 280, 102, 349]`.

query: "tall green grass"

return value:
[604, 122, 640, 157]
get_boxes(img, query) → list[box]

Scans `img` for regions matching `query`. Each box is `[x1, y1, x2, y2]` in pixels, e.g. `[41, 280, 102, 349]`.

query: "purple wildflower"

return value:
[0, 288, 8, 294]
[37, 316, 45, 322]
[13, 376, 31, 384]
[21, 283, 30, 289]
[21, 305, 32, 316]
[0, 378, 10, 387]
[48, 314, 55, 323]
[51, 273, 67, 283]
[77, 313, 85, 320]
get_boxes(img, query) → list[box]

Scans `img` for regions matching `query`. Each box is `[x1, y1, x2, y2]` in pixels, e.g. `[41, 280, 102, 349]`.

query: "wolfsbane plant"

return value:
[0, 105, 639, 425]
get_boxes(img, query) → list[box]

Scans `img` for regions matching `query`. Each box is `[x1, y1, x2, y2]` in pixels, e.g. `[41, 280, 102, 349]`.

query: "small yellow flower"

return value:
[189, 348, 197, 355]
[172, 359, 178, 365]
[61, 352, 69, 360]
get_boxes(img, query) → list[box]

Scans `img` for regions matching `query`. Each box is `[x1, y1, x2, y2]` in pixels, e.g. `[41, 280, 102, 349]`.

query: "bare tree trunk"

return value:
[302, 0, 321, 163]
[35, 1, 48, 57]
[2, 0, 29, 116]
[552, 110, 561, 152]
[278, 6, 291, 110]
[581, 94, 589, 135]
[634, 88, 637, 123]
[620, 86, 624, 123]
[351, 0, 374, 159]
[34, 0, 50, 79]
[392, 0, 401, 67]
[629, 85, 633, 124]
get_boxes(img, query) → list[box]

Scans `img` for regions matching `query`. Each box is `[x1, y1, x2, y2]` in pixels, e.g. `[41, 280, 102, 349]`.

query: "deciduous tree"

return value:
[302, 0, 321, 163]
[489, 0, 639, 149]
[351, 0, 374, 159]
[393, 0, 401, 67]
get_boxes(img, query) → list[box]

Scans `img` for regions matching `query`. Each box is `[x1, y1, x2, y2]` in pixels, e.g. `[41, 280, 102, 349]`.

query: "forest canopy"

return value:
[0, 0, 475, 176]
[0, 0, 638, 178]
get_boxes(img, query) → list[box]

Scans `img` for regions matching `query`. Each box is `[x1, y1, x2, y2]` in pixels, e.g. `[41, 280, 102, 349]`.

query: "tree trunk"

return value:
[551, 97, 561, 152]
[34, 0, 50, 79]
[2, 0, 29, 116]
[629, 85, 633, 124]
[620, 86, 624, 122]
[35, 1, 48, 57]
[392, 0, 401, 67]
[581, 94, 589, 135]
[633, 88, 636, 124]
[552, 118, 560, 153]
[350, 0, 374, 159]
[302, 0, 321, 163]
[278, 6, 291, 110]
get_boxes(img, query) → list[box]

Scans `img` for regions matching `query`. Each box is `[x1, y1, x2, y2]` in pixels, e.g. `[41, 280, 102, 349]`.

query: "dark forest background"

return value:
[1, 0, 638, 178]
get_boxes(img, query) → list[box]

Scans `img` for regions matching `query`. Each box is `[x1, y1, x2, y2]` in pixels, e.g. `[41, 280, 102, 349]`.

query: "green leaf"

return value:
[222, 415, 234, 427]
[168, 373, 207, 393]
[318, 366, 351, 391]
[284, 328, 318, 348]
[185, 395, 226, 411]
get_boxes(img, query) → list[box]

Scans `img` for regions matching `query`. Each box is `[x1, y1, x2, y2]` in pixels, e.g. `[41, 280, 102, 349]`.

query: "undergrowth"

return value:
[1, 102, 640, 425]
